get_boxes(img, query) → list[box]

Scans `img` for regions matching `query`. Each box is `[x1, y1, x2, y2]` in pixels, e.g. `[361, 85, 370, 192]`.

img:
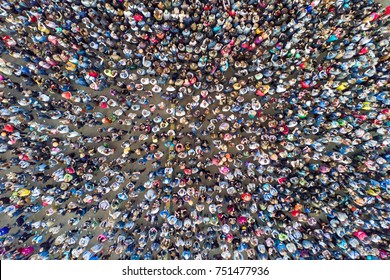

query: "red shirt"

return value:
[228, 10, 236, 17]
[150, 37, 158, 44]
[280, 125, 289, 135]
[301, 81, 310, 89]
[359, 47, 368, 55]
[133, 14, 143, 22]
[89, 71, 98, 78]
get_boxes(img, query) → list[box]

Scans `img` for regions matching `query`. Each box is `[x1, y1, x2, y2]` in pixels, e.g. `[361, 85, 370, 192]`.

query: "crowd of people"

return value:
[0, 0, 389, 260]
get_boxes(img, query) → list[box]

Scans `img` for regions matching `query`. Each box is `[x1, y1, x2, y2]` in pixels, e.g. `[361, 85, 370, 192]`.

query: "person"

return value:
[0, 0, 389, 260]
